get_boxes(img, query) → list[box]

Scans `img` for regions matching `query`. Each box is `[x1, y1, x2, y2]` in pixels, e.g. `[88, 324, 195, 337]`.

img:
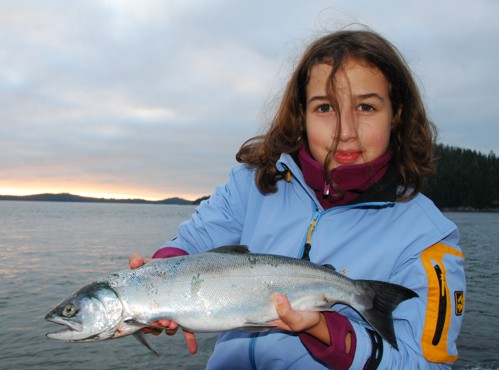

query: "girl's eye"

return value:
[316, 104, 333, 113]
[358, 103, 375, 112]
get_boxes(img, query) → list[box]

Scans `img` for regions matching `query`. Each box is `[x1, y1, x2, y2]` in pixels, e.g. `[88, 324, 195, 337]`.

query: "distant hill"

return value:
[0, 193, 209, 205]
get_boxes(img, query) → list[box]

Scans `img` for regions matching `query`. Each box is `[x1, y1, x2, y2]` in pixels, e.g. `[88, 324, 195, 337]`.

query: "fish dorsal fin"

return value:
[208, 245, 250, 254]
[322, 263, 336, 271]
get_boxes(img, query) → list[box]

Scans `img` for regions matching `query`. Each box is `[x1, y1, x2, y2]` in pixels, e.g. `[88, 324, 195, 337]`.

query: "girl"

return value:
[130, 29, 465, 369]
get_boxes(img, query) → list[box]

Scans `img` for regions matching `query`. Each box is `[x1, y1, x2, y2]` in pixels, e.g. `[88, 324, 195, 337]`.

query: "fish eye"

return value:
[62, 303, 77, 317]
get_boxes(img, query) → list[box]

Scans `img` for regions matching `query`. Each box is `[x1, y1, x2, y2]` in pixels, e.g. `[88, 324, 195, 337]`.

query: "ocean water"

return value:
[0, 201, 497, 369]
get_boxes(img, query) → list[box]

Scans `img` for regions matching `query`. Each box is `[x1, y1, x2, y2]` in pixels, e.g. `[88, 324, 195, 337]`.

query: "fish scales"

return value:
[107, 251, 355, 331]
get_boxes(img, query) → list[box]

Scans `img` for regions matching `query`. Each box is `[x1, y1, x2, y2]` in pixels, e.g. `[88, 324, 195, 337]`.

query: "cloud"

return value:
[1, 0, 498, 199]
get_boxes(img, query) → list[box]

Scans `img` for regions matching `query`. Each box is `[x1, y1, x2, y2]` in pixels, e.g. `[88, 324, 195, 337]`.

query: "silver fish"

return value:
[45, 246, 417, 355]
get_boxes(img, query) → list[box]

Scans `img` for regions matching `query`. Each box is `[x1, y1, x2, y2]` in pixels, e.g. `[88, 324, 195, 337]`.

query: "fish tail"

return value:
[355, 280, 418, 350]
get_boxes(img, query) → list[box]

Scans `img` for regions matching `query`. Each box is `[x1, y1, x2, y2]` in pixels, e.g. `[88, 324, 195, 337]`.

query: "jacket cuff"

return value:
[151, 247, 189, 259]
[299, 311, 357, 370]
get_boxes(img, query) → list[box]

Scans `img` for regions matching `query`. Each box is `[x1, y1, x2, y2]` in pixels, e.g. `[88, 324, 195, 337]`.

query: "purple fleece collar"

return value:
[298, 145, 392, 209]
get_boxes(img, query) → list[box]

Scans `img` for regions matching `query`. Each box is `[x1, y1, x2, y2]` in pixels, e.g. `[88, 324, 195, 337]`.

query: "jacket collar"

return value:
[277, 153, 397, 209]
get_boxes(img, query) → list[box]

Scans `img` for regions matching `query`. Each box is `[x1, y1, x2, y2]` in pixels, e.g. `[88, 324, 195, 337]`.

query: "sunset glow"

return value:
[0, 186, 202, 202]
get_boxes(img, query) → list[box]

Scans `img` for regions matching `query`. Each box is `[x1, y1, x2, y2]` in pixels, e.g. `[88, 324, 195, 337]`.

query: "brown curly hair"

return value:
[236, 29, 436, 201]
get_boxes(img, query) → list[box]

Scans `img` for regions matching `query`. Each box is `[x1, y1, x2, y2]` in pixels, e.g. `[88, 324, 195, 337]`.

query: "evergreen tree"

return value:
[423, 144, 499, 209]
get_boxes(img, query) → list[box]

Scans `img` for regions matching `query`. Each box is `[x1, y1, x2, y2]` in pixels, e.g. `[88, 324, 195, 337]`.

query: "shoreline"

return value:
[1, 195, 498, 212]
[0, 193, 208, 205]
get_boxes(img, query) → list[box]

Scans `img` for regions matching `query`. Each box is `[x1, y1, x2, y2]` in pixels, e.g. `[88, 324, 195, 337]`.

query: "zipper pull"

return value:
[323, 181, 330, 197]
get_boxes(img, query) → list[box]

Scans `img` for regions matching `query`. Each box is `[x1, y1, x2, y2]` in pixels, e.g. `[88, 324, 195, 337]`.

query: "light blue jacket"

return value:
[165, 153, 465, 369]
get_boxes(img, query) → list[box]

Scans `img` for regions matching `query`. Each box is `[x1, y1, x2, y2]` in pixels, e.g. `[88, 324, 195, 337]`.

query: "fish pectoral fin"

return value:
[238, 321, 277, 332]
[133, 332, 160, 357]
[124, 318, 165, 331]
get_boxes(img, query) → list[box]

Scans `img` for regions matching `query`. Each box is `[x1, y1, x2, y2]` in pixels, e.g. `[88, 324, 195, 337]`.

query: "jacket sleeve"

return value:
[349, 241, 466, 369]
[160, 165, 252, 254]
[152, 247, 189, 258]
[299, 312, 357, 370]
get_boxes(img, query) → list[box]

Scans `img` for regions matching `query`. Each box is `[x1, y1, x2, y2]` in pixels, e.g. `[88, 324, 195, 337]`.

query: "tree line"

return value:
[423, 144, 499, 210]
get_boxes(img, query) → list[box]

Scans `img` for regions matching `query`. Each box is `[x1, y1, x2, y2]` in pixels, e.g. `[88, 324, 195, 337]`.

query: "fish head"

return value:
[45, 281, 123, 342]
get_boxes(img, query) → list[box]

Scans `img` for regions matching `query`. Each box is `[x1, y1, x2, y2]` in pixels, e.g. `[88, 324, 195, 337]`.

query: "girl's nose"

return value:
[338, 112, 357, 141]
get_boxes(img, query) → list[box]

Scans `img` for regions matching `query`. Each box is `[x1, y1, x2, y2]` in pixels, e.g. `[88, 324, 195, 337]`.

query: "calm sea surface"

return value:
[0, 201, 497, 369]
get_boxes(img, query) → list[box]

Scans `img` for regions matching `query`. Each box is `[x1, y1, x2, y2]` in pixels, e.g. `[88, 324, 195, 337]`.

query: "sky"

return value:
[1, 0, 498, 201]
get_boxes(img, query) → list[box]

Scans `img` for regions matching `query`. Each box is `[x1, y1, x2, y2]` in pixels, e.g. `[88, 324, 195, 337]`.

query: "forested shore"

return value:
[423, 144, 499, 210]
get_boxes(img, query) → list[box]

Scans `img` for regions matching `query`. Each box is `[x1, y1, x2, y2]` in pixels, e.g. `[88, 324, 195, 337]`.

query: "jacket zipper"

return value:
[432, 264, 447, 345]
[300, 211, 320, 260]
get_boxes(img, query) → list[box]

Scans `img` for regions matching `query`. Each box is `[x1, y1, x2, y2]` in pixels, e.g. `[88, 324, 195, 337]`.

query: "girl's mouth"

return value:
[334, 151, 361, 164]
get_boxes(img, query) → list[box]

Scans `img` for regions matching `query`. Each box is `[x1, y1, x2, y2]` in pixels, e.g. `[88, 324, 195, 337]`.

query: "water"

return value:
[0, 202, 497, 369]
[447, 212, 499, 370]
[0, 201, 216, 370]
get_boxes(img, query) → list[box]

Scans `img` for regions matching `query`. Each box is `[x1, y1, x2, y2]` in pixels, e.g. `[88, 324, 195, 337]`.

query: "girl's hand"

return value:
[129, 253, 154, 269]
[270, 293, 331, 345]
[128, 253, 198, 354]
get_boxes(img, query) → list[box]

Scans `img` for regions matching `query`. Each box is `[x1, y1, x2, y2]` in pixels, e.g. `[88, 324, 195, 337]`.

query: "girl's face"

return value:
[305, 59, 394, 171]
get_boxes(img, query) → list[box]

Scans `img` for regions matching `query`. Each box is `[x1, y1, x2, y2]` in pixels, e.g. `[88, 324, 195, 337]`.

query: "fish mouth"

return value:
[45, 315, 83, 339]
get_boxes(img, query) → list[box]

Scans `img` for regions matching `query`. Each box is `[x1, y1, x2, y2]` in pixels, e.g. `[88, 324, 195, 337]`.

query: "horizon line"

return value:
[0, 191, 206, 202]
